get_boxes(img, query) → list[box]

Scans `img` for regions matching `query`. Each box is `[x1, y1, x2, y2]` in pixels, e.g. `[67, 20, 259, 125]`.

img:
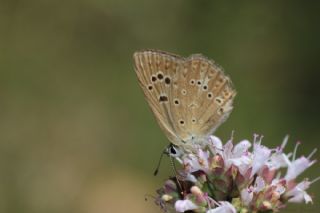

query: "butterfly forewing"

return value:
[133, 50, 236, 151]
[133, 51, 184, 144]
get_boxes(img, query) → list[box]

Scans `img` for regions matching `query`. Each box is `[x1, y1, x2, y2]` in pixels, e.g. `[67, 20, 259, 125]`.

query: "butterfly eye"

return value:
[207, 92, 213, 99]
[170, 146, 177, 155]
[148, 85, 153, 91]
[181, 89, 187, 95]
[197, 80, 202, 86]
[174, 99, 180, 105]
[179, 120, 185, 126]
[168, 145, 182, 157]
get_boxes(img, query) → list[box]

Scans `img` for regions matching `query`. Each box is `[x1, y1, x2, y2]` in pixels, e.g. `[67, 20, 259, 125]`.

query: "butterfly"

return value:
[133, 50, 236, 153]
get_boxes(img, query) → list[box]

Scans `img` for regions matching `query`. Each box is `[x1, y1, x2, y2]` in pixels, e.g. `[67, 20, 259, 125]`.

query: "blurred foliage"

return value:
[0, 0, 319, 212]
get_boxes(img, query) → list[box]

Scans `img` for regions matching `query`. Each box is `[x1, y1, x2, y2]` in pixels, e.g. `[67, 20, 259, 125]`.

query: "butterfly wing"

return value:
[175, 54, 236, 144]
[133, 50, 236, 150]
[133, 50, 186, 146]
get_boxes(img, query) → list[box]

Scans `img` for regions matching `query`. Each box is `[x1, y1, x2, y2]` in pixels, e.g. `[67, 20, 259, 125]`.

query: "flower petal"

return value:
[207, 202, 236, 213]
[285, 157, 316, 181]
[286, 180, 312, 203]
[233, 140, 251, 158]
[240, 188, 253, 206]
[175, 200, 198, 212]
[251, 143, 271, 177]
[254, 176, 266, 193]
[209, 135, 223, 155]
[267, 152, 289, 170]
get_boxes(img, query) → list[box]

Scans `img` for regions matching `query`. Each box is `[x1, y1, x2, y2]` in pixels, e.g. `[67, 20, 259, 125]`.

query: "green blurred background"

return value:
[0, 0, 319, 212]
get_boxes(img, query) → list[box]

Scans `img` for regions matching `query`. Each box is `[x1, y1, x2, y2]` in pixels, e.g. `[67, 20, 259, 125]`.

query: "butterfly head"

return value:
[166, 143, 183, 158]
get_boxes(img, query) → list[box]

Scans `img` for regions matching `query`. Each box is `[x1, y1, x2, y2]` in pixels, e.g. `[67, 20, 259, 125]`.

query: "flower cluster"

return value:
[155, 134, 318, 213]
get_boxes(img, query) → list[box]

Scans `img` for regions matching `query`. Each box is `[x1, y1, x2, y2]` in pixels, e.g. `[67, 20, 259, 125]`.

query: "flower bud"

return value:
[164, 179, 177, 193]
[190, 186, 207, 206]
[261, 200, 272, 210]
[210, 154, 224, 170]
[161, 194, 173, 201]
[191, 186, 202, 196]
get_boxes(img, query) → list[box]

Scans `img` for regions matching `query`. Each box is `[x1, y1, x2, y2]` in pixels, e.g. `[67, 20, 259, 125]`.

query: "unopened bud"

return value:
[191, 186, 202, 196]
[271, 191, 281, 200]
[210, 155, 224, 170]
[161, 194, 173, 201]
[190, 185, 207, 205]
[262, 201, 272, 210]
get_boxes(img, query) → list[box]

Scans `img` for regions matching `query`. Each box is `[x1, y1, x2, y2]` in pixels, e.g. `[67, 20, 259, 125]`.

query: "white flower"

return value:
[218, 139, 252, 175]
[286, 180, 312, 204]
[222, 139, 252, 175]
[271, 179, 286, 195]
[183, 148, 210, 173]
[267, 151, 289, 170]
[222, 140, 233, 161]
[241, 188, 253, 206]
[183, 154, 201, 173]
[251, 142, 271, 177]
[232, 140, 251, 158]
[185, 173, 197, 183]
[175, 199, 198, 212]
[253, 176, 266, 193]
[209, 135, 223, 155]
[266, 136, 290, 170]
[206, 201, 236, 213]
[227, 155, 251, 175]
[285, 156, 316, 181]
[198, 149, 210, 171]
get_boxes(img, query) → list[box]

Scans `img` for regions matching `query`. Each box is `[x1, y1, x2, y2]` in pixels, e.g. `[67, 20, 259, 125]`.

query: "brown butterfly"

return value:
[133, 50, 236, 153]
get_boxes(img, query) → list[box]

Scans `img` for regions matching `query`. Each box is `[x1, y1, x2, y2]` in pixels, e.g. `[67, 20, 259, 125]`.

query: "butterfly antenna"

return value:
[169, 155, 184, 196]
[153, 147, 168, 176]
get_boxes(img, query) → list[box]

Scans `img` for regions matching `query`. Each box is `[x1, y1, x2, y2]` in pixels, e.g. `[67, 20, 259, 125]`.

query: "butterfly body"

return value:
[133, 50, 236, 153]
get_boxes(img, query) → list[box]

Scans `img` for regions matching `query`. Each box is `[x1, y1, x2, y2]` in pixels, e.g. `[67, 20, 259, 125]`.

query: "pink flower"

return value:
[285, 156, 316, 181]
[285, 180, 312, 204]
[155, 133, 318, 213]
